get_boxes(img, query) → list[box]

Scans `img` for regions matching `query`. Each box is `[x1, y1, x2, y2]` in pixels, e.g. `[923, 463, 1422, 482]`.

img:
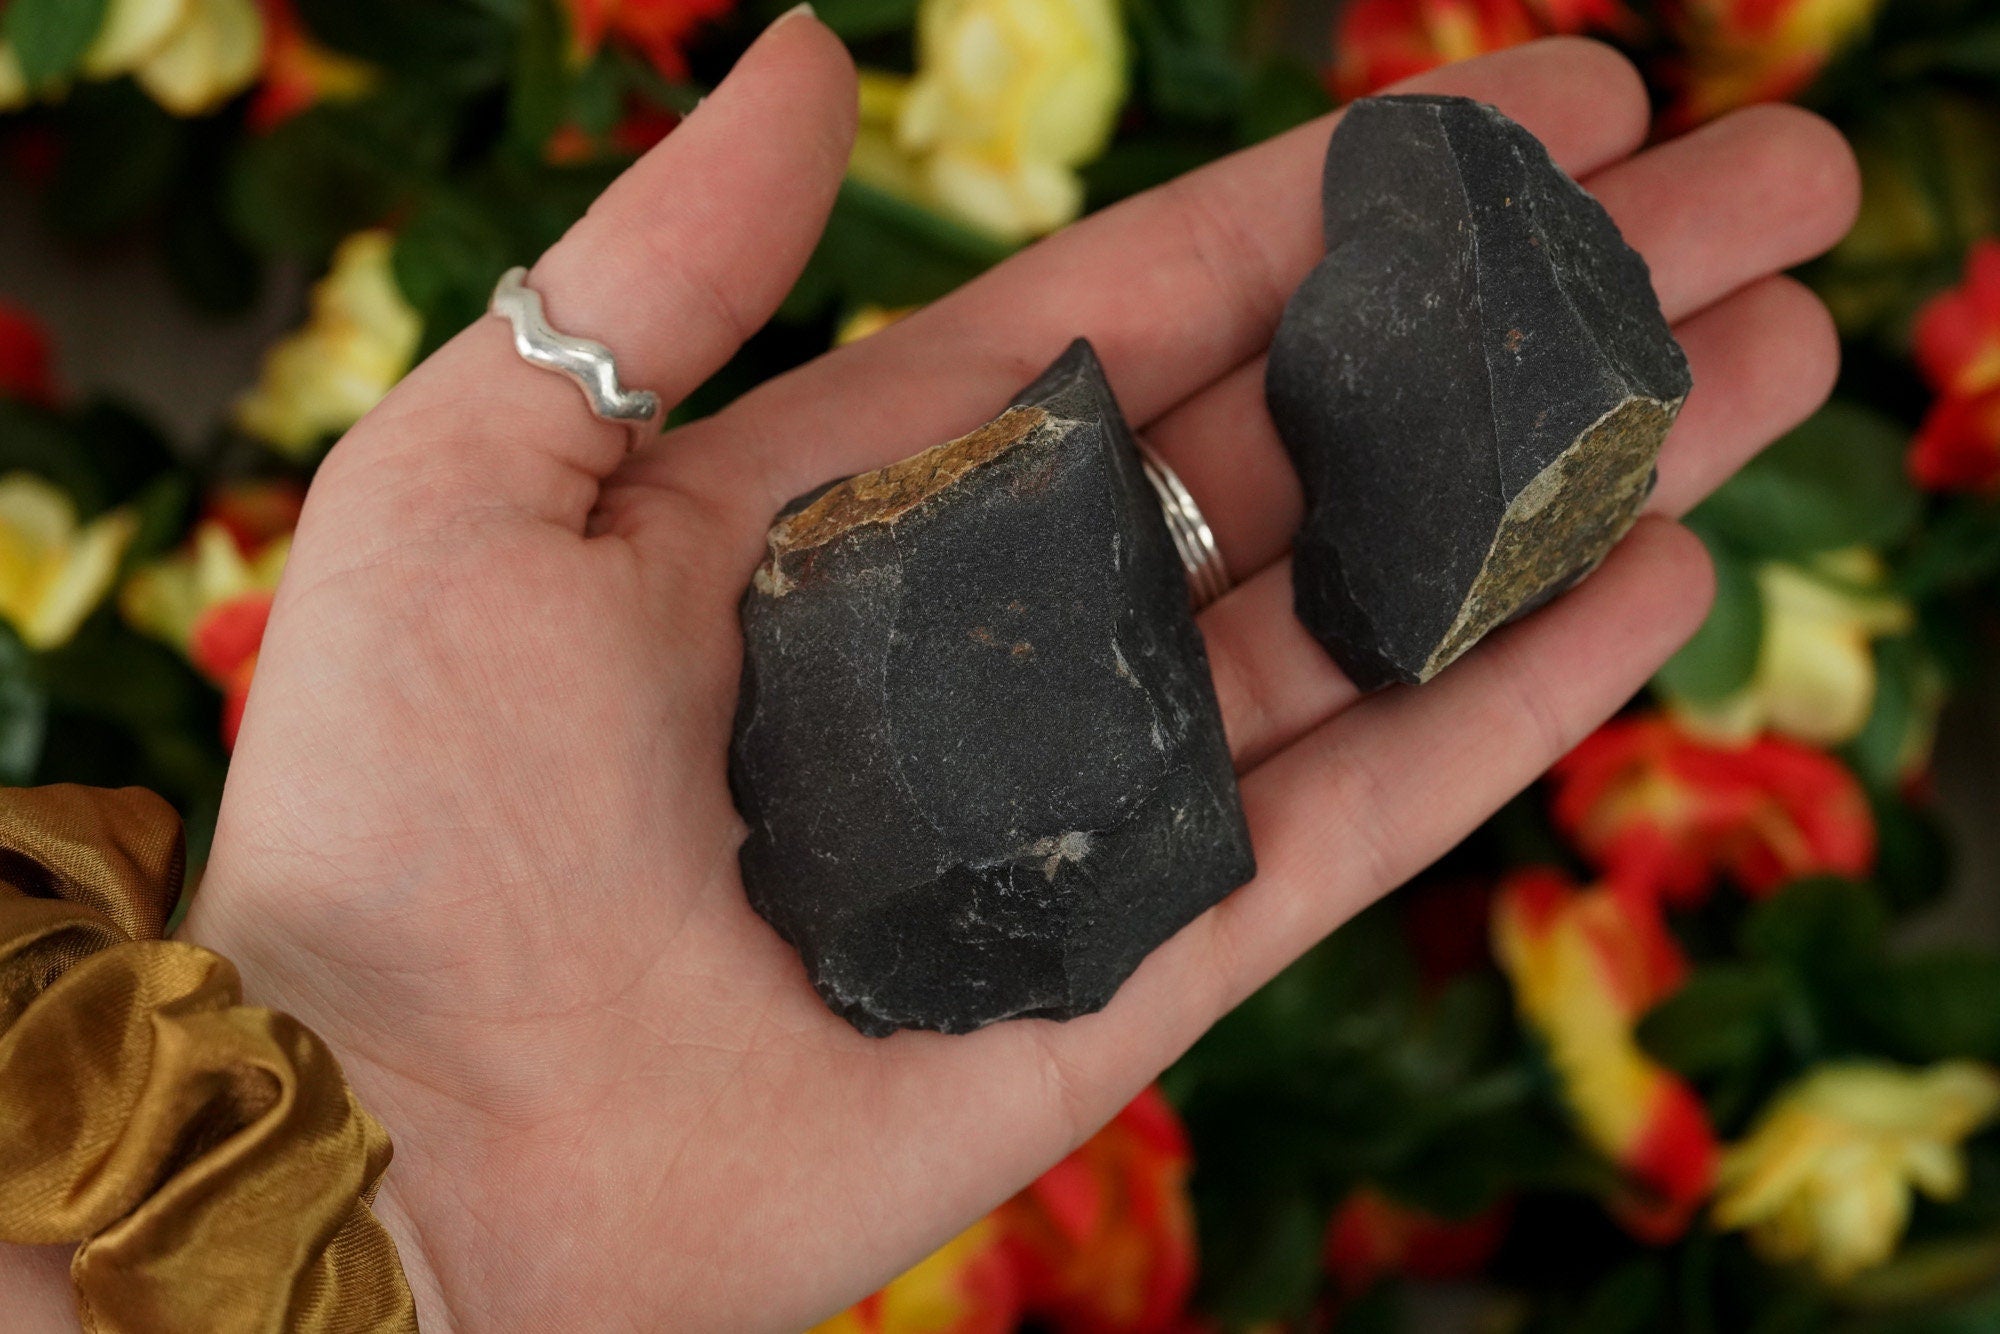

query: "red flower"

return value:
[567, 0, 736, 78]
[1324, 1188, 1510, 1293]
[1330, 0, 1628, 101]
[0, 300, 57, 407]
[1549, 714, 1875, 905]
[995, 1087, 1198, 1333]
[1911, 240, 2000, 494]
[1493, 869, 1721, 1240]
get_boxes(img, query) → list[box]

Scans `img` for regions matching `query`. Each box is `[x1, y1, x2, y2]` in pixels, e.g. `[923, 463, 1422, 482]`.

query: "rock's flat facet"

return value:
[731, 340, 1255, 1037]
[1266, 94, 1692, 689]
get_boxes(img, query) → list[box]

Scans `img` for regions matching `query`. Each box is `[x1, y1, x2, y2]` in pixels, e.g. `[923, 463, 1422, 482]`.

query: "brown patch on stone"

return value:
[1421, 394, 1677, 679]
[755, 407, 1050, 597]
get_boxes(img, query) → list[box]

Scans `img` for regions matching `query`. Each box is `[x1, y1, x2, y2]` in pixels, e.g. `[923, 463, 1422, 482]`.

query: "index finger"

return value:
[657, 38, 1652, 530]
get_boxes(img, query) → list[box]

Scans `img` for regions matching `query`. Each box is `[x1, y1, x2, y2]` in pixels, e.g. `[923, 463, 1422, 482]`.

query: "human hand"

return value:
[77, 15, 1860, 1330]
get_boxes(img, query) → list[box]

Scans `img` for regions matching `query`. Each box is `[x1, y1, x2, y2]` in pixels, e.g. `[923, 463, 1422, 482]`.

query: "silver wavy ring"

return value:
[488, 267, 662, 436]
[1137, 442, 1231, 610]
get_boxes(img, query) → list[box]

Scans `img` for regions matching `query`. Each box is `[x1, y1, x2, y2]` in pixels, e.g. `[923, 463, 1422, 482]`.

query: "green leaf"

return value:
[1861, 953, 2000, 1063]
[0, 623, 48, 784]
[229, 104, 417, 260]
[1741, 878, 1887, 975]
[1191, 1184, 1326, 1320]
[3, 0, 110, 87]
[1692, 402, 1922, 560]
[294, 0, 517, 84]
[46, 80, 183, 239]
[783, 178, 1015, 320]
[1637, 965, 1785, 1079]
[813, 0, 922, 39]
[1653, 531, 1763, 705]
[507, 0, 572, 152]
[1237, 59, 1334, 144]
[1130, 0, 1249, 123]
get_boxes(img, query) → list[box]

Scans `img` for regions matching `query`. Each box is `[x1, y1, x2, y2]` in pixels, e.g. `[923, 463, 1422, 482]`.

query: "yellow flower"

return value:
[0, 0, 264, 116]
[835, 305, 915, 346]
[1714, 1061, 2000, 1284]
[235, 230, 422, 459]
[849, 0, 1127, 241]
[808, 1219, 1019, 1332]
[1672, 549, 1913, 749]
[0, 474, 137, 651]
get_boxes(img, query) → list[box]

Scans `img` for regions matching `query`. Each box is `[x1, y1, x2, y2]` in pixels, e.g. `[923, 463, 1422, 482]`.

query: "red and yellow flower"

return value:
[566, 0, 735, 78]
[1323, 1187, 1510, 1294]
[810, 1221, 1022, 1334]
[248, 0, 375, 131]
[1657, 0, 1880, 130]
[1493, 868, 1720, 1240]
[996, 1086, 1197, 1333]
[122, 482, 302, 749]
[1550, 714, 1875, 905]
[1329, 0, 1629, 102]
[1911, 239, 2000, 495]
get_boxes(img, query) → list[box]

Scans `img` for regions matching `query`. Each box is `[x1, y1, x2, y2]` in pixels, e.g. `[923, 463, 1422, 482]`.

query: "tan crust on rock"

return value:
[1420, 394, 1679, 679]
[754, 406, 1051, 598]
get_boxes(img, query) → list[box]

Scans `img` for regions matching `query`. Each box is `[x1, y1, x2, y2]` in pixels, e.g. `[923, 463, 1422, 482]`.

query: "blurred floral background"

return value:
[0, 0, 1997, 1329]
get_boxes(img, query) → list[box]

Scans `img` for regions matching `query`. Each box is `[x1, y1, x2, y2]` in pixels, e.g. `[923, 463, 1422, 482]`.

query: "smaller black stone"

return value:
[1266, 94, 1693, 689]
[730, 340, 1255, 1037]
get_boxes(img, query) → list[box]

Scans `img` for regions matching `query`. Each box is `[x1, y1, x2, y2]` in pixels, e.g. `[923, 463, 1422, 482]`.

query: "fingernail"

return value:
[773, 2, 816, 24]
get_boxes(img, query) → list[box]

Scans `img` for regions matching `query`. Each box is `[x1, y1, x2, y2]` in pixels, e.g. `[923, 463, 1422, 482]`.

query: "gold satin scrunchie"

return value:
[0, 784, 418, 1333]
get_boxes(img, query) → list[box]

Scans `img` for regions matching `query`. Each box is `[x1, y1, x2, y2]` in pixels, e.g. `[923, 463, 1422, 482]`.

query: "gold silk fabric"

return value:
[0, 785, 418, 1333]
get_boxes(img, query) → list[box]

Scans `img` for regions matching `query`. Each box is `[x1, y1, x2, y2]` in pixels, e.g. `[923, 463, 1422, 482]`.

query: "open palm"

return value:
[49, 16, 1861, 1331]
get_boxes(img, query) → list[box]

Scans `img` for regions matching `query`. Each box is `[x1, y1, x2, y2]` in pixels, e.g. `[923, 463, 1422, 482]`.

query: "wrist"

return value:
[0, 1243, 83, 1333]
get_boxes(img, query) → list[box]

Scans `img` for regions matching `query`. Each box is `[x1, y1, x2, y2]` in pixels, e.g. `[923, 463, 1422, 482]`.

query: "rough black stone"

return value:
[1266, 94, 1692, 689]
[730, 341, 1255, 1037]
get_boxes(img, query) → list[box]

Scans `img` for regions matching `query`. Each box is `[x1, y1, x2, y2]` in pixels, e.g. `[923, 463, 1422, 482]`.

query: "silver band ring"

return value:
[1137, 442, 1231, 610]
[489, 267, 663, 437]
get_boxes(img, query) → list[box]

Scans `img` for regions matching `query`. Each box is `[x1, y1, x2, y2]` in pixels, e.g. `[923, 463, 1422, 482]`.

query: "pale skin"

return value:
[0, 16, 1862, 1332]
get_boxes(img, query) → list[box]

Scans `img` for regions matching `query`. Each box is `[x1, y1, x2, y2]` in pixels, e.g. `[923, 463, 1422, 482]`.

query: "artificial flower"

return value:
[836, 306, 916, 347]
[849, 0, 1126, 242]
[1550, 713, 1875, 904]
[0, 301, 56, 407]
[1331, 0, 1540, 101]
[1493, 868, 1720, 1240]
[545, 104, 678, 165]
[0, 475, 136, 651]
[1670, 550, 1913, 749]
[1911, 240, 2000, 494]
[235, 230, 422, 458]
[1658, 0, 1880, 130]
[1323, 1187, 1510, 1294]
[122, 482, 301, 749]
[566, 0, 735, 78]
[247, 0, 375, 131]
[809, 1220, 1022, 1334]
[0, 0, 262, 114]
[995, 1086, 1197, 1332]
[91, 0, 265, 116]
[1714, 1061, 2000, 1283]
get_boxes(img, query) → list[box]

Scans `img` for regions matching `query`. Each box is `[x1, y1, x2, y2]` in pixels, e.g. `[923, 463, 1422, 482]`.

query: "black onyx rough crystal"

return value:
[730, 341, 1255, 1037]
[1266, 94, 1692, 690]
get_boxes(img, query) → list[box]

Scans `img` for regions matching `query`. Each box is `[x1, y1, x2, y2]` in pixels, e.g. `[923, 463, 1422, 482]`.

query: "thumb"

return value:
[322, 9, 857, 533]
